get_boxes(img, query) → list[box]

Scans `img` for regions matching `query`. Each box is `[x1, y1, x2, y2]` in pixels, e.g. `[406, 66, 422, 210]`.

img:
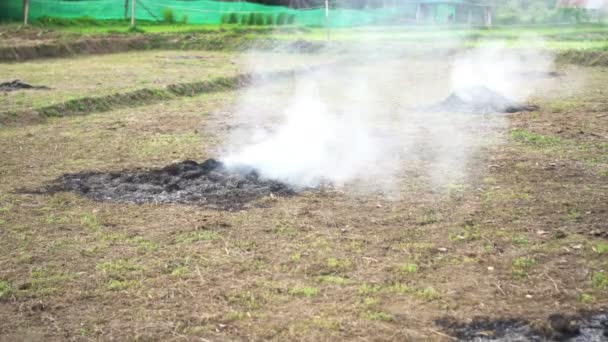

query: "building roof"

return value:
[556, 0, 608, 9]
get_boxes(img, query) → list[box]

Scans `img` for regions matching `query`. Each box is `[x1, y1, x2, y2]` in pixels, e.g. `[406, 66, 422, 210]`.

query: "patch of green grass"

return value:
[450, 224, 481, 242]
[136, 132, 200, 158]
[415, 287, 442, 301]
[388, 283, 414, 295]
[290, 252, 301, 262]
[80, 212, 102, 232]
[512, 257, 536, 279]
[289, 286, 319, 297]
[318, 275, 350, 285]
[326, 258, 352, 270]
[106, 279, 137, 291]
[28, 268, 72, 296]
[224, 311, 248, 321]
[358, 283, 382, 296]
[226, 291, 262, 310]
[96, 259, 142, 275]
[512, 235, 530, 246]
[175, 230, 220, 244]
[511, 129, 562, 147]
[45, 214, 70, 224]
[363, 311, 394, 322]
[126, 236, 159, 252]
[579, 293, 595, 304]
[171, 266, 191, 278]
[513, 257, 536, 269]
[398, 263, 418, 274]
[592, 271, 608, 289]
[593, 242, 608, 255]
[0, 280, 13, 299]
[363, 297, 379, 307]
[415, 213, 439, 225]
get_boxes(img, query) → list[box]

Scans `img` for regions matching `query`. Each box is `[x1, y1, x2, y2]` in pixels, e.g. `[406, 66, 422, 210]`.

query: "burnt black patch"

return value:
[437, 310, 608, 341]
[0, 79, 49, 92]
[427, 86, 538, 114]
[40, 159, 295, 210]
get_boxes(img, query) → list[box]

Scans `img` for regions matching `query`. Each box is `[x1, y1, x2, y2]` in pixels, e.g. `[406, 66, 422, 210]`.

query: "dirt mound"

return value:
[437, 311, 608, 341]
[43, 159, 295, 210]
[428, 86, 537, 114]
[0, 80, 49, 92]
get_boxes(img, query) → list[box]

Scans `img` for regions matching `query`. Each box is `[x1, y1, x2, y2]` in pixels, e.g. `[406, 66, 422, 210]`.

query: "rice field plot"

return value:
[0, 46, 607, 341]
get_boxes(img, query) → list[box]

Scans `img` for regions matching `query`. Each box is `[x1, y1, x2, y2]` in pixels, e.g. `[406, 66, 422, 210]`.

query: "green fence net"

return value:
[1, 0, 442, 27]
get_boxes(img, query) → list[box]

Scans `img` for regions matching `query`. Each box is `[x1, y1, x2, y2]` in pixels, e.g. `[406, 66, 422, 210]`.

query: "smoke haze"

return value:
[219, 36, 558, 193]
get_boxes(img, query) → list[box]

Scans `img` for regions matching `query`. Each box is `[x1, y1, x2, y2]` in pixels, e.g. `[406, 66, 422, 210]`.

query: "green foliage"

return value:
[36, 15, 102, 27]
[248, 13, 256, 26]
[228, 13, 239, 24]
[255, 13, 265, 26]
[240, 14, 249, 25]
[162, 8, 176, 24]
[221, 13, 230, 24]
[277, 13, 288, 25]
[265, 14, 275, 26]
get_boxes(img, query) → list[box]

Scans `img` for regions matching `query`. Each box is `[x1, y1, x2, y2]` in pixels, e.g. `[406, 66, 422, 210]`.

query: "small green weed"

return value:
[592, 271, 608, 289]
[398, 263, 418, 274]
[566, 208, 581, 220]
[512, 235, 530, 245]
[593, 242, 608, 255]
[579, 293, 595, 304]
[450, 224, 481, 242]
[0, 280, 13, 299]
[513, 257, 536, 269]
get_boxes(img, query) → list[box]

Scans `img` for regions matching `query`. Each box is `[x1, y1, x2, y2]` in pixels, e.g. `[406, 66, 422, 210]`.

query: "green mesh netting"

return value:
[1, 0, 469, 27]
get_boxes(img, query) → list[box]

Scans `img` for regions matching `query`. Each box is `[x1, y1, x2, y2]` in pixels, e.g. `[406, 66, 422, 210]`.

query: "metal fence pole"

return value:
[23, 0, 30, 25]
[131, 0, 136, 28]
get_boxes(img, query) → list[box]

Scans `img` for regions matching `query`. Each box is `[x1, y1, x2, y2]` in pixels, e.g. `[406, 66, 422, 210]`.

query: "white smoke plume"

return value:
[218, 36, 557, 192]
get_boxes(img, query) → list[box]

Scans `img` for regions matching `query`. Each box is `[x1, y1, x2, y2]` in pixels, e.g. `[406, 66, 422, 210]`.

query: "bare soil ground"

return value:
[0, 49, 607, 341]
